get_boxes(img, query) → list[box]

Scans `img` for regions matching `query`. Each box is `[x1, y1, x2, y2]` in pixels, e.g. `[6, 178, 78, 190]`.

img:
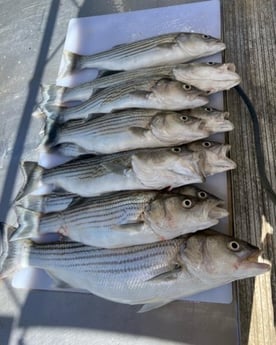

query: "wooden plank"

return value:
[221, 0, 276, 344]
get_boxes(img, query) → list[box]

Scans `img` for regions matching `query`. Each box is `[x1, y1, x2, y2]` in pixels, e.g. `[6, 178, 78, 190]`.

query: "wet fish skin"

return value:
[42, 62, 239, 106]
[1, 225, 270, 311]
[16, 146, 205, 199]
[13, 191, 228, 247]
[42, 109, 210, 155]
[15, 185, 219, 214]
[59, 32, 226, 77]
[16, 141, 236, 199]
[42, 78, 208, 123]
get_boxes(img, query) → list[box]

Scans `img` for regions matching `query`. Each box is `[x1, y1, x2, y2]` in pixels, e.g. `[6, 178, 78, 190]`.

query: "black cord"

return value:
[234, 85, 276, 204]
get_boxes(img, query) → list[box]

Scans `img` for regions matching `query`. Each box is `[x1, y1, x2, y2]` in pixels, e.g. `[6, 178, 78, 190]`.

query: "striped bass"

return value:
[1, 225, 269, 312]
[16, 141, 236, 199]
[44, 63, 240, 106]
[59, 32, 226, 78]
[42, 108, 233, 156]
[40, 78, 209, 123]
[13, 190, 228, 247]
[15, 185, 217, 214]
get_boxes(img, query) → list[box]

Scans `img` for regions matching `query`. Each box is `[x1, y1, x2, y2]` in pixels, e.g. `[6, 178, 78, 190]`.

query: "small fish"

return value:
[1, 224, 270, 312]
[42, 109, 210, 155]
[41, 78, 208, 123]
[12, 190, 228, 247]
[58, 32, 226, 78]
[16, 141, 236, 199]
[41, 63, 240, 106]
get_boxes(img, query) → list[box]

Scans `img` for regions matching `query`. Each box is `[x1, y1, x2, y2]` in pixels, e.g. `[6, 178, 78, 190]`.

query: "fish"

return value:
[41, 109, 211, 155]
[40, 78, 209, 123]
[49, 108, 234, 158]
[1, 224, 270, 312]
[16, 141, 236, 199]
[41, 63, 240, 106]
[15, 185, 217, 214]
[58, 32, 226, 78]
[12, 190, 228, 247]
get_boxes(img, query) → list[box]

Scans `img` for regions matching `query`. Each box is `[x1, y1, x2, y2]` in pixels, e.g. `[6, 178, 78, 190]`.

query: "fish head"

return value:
[188, 107, 234, 133]
[173, 63, 241, 93]
[150, 111, 209, 144]
[181, 230, 270, 282]
[150, 79, 209, 109]
[186, 140, 237, 176]
[172, 185, 220, 200]
[131, 146, 205, 189]
[176, 33, 226, 59]
[145, 194, 228, 237]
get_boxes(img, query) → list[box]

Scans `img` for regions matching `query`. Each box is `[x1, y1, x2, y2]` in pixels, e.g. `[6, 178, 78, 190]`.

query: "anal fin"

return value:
[138, 300, 173, 313]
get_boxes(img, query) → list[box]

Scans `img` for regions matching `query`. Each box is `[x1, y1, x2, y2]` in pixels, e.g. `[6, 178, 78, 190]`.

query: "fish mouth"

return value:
[208, 201, 228, 219]
[239, 249, 271, 272]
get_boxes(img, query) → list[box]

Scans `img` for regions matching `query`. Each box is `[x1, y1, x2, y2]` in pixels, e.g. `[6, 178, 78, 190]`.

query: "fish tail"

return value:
[11, 206, 40, 241]
[15, 162, 44, 201]
[39, 84, 66, 107]
[58, 50, 83, 78]
[40, 117, 60, 149]
[0, 222, 26, 279]
[15, 194, 44, 213]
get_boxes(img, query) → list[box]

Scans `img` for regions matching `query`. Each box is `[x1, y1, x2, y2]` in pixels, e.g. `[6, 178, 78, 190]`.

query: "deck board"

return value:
[222, 0, 276, 343]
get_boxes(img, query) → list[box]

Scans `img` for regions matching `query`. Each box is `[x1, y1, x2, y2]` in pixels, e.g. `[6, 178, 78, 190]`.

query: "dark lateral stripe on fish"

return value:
[80, 34, 178, 62]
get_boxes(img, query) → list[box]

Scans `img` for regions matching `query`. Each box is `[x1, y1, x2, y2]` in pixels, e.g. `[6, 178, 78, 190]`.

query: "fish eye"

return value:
[198, 191, 207, 199]
[171, 147, 181, 153]
[180, 115, 189, 121]
[204, 107, 213, 112]
[202, 141, 212, 148]
[183, 84, 192, 90]
[182, 199, 193, 208]
[227, 241, 240, 251]
[202, 34, 211, 39]
[207, 61, 215, 65]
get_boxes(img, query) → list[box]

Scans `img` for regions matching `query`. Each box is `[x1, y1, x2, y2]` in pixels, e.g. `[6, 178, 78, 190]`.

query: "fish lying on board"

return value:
[42, 108, 230, 155]
[58, 32, 226, 78]
[1, 224, 269, 312]
[40, 78, 209, 123]
[42, 63, 240, 106]
[13, 190, 228, 247]
[16, 141, 236, 199]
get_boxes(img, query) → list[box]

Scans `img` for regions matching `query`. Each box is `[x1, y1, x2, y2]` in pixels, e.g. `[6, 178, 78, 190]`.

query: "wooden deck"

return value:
[222, 0, 276, 344]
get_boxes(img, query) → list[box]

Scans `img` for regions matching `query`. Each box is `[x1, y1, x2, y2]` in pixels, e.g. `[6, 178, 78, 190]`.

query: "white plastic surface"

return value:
[13, 0, 233, 304]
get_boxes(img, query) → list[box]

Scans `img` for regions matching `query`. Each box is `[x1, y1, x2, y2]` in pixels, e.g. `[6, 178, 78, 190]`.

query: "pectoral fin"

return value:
[146, 263, 182, 283]
[111, 222, 144, 232]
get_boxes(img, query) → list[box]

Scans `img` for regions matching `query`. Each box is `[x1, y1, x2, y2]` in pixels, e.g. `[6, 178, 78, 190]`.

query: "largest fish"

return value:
[0, 224, 269, 312]
[16, 141, 236, 199]
[59, 32, 226, 77]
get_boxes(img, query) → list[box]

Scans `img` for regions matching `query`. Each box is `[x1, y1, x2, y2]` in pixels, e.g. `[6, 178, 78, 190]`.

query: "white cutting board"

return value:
[13, 0, 233, 304]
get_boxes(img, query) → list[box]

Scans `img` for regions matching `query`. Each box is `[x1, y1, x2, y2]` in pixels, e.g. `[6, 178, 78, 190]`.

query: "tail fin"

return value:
[58, 50, 82, 79]
[11, 206, 40, 241]
[39, 84, 66, 107]
[39, 117, 60, 149]
[15, 162, 44, 201]
[15, 194, 44, 213]
[0, 222, 24, 279]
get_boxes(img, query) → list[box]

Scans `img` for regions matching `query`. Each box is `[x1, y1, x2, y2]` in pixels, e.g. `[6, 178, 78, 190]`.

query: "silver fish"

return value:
[42, 63, 240, 106]
[13, 191, 228, 247]
[16, 141, 236, 199]
[1, 225, 269, 312]
[41, 78, 208, 123]
[59, 32, 226, 77]
[42, 109, 210, 155]
[16, 185, 217, 214]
